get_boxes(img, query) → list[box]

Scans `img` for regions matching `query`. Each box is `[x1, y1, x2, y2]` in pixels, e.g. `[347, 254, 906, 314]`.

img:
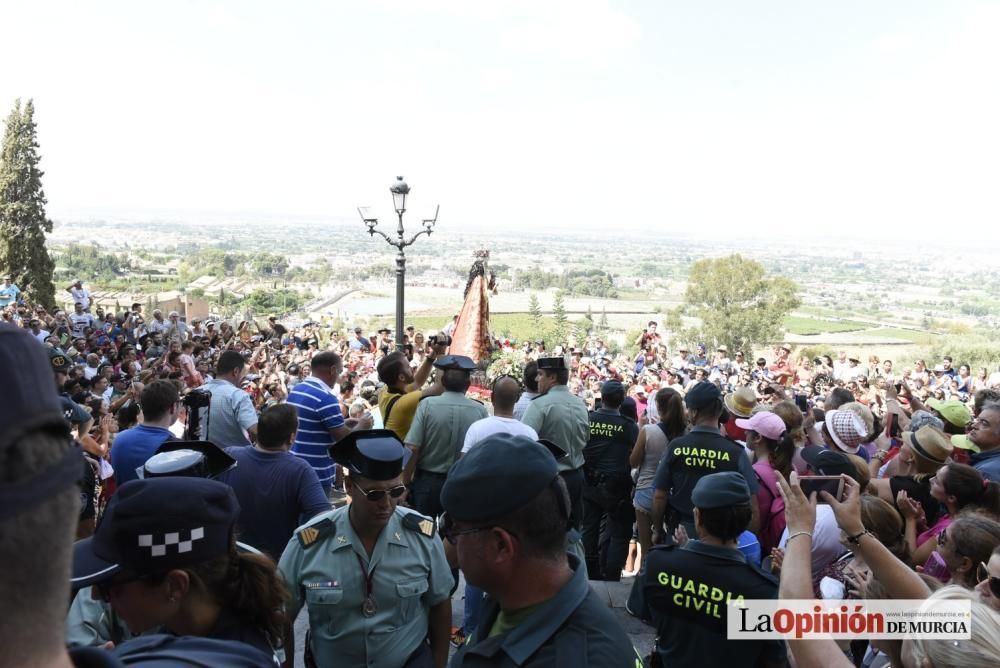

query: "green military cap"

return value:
[537, 355, 568, 370]
[441, 434, 566, 523]
[600, 380, 625, 396]
[330, 429, 410, 481]
[684, 381, 721, 409]
[432, 355, 477, 371]
[691, 471, 750, 509]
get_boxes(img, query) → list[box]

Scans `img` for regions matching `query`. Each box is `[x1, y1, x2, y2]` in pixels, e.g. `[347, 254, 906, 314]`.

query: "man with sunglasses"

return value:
[441, 433, 639, 667]
[279, 430, 453, 668]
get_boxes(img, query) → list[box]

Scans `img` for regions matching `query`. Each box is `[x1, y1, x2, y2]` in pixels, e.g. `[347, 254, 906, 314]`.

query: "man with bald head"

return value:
[461, 376, 538, 455]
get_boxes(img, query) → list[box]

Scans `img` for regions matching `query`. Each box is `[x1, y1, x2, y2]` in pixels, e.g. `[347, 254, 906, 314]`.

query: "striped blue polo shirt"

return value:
[288, 376, 345, 487]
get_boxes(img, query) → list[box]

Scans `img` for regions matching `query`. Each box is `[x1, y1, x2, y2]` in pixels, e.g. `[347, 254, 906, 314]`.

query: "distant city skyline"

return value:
[4, 1, 1000, 240]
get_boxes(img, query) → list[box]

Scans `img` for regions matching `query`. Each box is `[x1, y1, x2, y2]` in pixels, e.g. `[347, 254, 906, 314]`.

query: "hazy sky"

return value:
[3, 1, 999, 238]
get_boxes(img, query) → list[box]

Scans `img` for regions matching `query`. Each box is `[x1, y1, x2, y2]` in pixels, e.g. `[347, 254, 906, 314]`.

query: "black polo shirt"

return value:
[636, 541, 784, 667]
[584, 408, 639, 477]
[653, 426, 758, 521]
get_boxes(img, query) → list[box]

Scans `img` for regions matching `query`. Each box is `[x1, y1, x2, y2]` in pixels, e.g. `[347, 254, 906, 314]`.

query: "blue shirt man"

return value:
[0, 277, 20, 307]
[217, 404, 330, 559]
[197, 351, 259, 448]
[110, 380, 179, 486]
[288, 351, 373, 492]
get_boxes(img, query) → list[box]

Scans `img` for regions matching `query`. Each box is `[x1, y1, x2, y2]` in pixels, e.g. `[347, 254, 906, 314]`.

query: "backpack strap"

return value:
[383, 394, 403, 425]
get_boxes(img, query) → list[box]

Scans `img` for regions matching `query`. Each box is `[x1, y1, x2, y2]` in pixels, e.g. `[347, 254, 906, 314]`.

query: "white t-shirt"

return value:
[70, 312, 96, 337]
[778, 505, 847, 577]
[70, 287, 91, 309]
[462, 416, 539, 454]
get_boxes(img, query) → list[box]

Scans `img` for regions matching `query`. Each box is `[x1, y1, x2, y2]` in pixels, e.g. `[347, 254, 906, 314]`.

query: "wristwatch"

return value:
[872, 450, 889, 462]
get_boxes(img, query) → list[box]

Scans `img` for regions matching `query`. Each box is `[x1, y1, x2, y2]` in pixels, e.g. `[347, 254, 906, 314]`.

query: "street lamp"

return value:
[358, 176, 439, 351]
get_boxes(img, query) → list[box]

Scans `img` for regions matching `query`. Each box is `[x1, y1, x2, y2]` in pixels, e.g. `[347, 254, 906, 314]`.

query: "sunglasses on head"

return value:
[353, 483, 406, 502]
[978, 562, 1000, 598]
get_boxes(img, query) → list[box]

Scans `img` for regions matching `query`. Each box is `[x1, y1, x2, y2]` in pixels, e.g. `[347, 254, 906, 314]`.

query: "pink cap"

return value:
[734, 411, 787, 441]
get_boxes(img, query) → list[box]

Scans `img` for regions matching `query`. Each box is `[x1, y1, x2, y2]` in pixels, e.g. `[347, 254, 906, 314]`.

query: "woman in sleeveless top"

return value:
[629, 387, 686, 567]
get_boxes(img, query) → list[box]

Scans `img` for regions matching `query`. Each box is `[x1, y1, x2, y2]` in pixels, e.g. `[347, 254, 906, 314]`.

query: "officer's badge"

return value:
[298, 527, 319, 547]
[402, 512, 437, 538]
[297, 518, 334, 548]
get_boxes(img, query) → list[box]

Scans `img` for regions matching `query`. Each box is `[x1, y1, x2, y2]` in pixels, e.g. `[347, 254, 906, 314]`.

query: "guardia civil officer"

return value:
[521, 356, 590, 529]
[279, 430, 454, 668]
[634, 472, 784, 667]
[650, 381, 759, 543]
[581, 380, 639, 580]
[403, 355, 488, 518]
[441, 433, 640, 667]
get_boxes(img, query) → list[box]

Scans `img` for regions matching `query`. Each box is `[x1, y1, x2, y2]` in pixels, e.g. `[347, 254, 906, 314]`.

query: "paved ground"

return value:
[292, 572, 655, 666]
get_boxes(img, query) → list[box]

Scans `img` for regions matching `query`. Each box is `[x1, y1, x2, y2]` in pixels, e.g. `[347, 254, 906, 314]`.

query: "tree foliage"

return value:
[528, 292, 543, 334]
[683, 254, 800, 353]
[0, 99, 55, 307]
[519, 267, 618, 298]
[549, 289, 569, 345]
[56, 243, 130, 281]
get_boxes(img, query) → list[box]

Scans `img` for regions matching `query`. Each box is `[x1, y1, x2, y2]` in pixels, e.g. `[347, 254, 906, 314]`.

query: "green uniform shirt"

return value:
[65, 587, 133, 649]
[278, 505, 454, 668]
[520, 386, 589, 472]
[405, 391, 488, 473]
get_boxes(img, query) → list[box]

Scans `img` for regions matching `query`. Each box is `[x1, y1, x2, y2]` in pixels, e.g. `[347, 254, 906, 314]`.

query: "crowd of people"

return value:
[3, 284, 1000, 667]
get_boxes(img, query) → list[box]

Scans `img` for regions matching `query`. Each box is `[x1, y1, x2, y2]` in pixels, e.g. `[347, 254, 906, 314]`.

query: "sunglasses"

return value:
[937, 529, 948, 547]
[440, 512, 518, 545]
[353, 483, 406, 502]
[978, 562, 1000, 598]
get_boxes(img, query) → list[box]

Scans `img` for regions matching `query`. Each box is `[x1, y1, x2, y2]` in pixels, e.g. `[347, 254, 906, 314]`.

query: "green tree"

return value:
[0, 99, 55, 307]
[528, 292, 543, 334]
[684, 254, 800, 354]
[549, 289, 569, 345]
[598, 306, 609, 330]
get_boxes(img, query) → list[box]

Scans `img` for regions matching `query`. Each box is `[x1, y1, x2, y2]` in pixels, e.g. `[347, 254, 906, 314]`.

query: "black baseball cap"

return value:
[72, 477, 239, 589]
[800, 446, 860, 482]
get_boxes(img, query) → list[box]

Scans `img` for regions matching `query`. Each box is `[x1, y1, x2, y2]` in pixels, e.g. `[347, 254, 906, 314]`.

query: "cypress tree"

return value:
[0, 99, 56, 308]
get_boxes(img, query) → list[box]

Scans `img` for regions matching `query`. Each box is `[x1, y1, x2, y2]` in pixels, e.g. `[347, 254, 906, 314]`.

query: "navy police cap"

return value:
[139, 440, 237, 480]
[72, 477, 239, 589]
[0, 326, 78, 524]
[329, 429, 411, 481]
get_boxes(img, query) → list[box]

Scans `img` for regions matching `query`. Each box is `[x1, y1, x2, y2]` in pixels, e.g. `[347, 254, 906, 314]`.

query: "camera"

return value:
[428, 334, 452, 346]
[183, 389, 212, 409]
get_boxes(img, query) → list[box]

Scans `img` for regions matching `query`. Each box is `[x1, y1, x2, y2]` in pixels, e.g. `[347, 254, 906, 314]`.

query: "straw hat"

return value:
[902, 426, 953, 465]
[724, 386, 756, 419]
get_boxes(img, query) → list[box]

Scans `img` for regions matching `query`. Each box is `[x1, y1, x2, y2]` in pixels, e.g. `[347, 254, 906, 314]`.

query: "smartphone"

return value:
[921, 551, 951, 583]
[799, 476, 845, 503]
[794, 394, 809, 414]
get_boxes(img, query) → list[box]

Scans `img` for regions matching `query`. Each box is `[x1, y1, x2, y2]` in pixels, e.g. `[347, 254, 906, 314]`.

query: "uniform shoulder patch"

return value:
[402, 512, 436, 538]
[297, 518, 334, 548]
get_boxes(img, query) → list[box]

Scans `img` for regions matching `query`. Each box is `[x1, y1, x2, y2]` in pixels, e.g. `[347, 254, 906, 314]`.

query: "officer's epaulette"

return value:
[402, 512, 436, 538]
[297, 518, 335, 548]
